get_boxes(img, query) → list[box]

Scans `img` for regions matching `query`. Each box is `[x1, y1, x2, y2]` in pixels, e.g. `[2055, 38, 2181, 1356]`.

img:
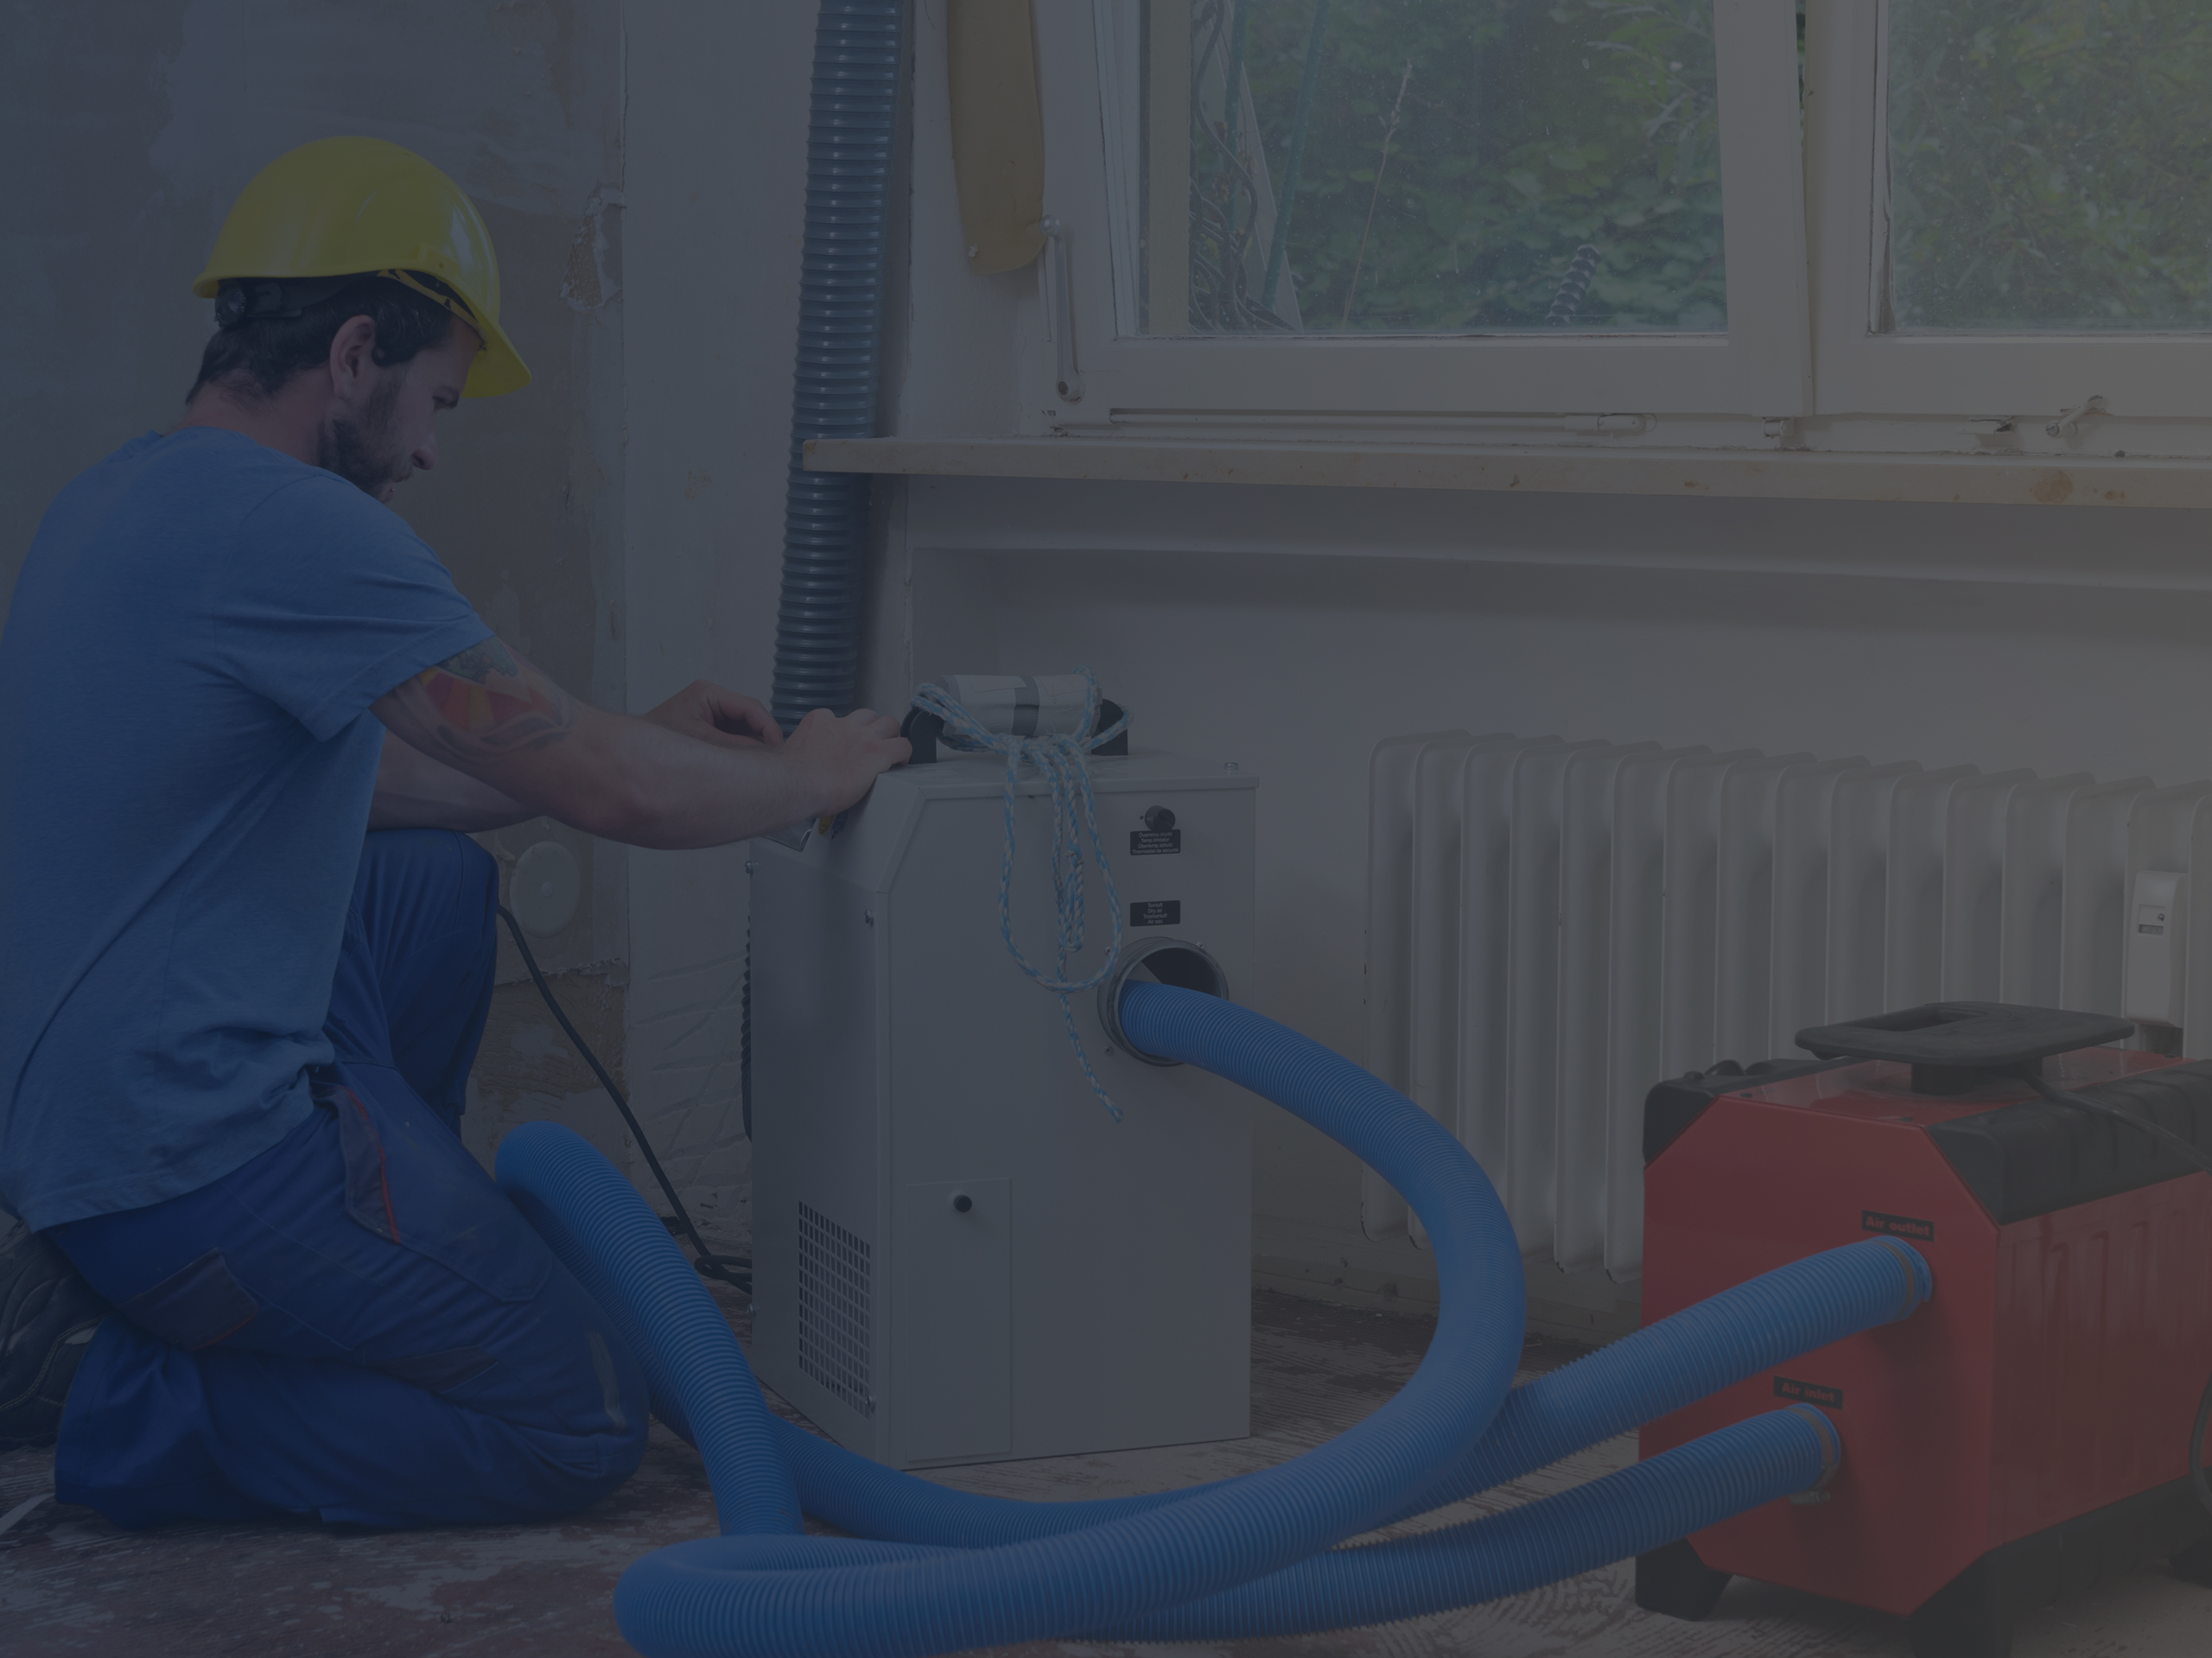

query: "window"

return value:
[1812, 0, 2212, 420]
[1879, 1, 2212, 336]
[1025, 1, 2212, 441]
[1131, 1, 1727, 338]
[1057, 0, 1810, 422]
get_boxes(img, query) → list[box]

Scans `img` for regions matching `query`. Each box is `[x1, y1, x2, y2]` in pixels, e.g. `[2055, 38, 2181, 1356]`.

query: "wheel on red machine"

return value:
[1904, 1564, 2015, 1658]
[1633, 1539, 1732, 1621]
[2172, 1540, 2212, 1589]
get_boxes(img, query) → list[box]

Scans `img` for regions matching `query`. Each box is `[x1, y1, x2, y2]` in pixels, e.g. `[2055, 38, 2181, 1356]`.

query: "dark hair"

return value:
[185, 273, 458, 404]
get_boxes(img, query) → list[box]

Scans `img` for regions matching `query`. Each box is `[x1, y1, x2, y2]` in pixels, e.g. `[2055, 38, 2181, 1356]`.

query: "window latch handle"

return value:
[1038, 217, 1084, 404]
[2046, 395, 2109, 438]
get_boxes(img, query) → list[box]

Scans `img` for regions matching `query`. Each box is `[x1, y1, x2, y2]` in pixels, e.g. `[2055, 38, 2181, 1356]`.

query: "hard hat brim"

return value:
[455, 315, 531, 399]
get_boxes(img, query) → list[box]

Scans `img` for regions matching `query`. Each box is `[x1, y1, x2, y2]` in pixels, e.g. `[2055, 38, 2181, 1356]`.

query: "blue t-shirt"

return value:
[0, 429, 493, 1229]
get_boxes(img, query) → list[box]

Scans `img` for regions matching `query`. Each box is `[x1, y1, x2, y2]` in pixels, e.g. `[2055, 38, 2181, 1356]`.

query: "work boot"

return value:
[0, 1220, 107, 1451]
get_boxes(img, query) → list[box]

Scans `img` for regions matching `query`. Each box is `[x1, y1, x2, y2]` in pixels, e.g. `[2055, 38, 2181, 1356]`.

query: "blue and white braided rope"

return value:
[909, 672, 1132, 1118]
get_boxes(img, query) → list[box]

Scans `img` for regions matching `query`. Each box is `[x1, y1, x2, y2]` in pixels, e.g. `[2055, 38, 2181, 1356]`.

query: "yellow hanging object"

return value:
[192, 136, 531, 398]
[947, 0, 1046, 275]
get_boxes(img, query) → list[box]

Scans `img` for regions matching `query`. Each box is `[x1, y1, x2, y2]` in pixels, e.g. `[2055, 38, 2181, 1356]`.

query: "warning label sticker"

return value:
[1130, 829, 1182, 856]
[1130, 899, 1182, 927]
[1861, 1210, 1935, 1242]
[1773, 1376, 1844, 1409]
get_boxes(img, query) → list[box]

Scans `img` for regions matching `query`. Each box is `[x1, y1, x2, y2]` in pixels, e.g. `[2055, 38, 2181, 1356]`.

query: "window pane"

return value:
[1883, 0, 2212, 333]
[1131, 0, 1727, 336]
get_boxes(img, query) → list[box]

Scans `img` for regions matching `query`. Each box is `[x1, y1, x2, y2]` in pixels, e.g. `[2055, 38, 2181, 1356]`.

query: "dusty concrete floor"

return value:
[5, 1286, 2210, 1658]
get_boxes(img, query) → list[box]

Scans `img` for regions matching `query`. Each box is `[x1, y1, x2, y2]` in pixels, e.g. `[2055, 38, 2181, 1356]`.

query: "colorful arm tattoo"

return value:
[410, 636, 576, 754]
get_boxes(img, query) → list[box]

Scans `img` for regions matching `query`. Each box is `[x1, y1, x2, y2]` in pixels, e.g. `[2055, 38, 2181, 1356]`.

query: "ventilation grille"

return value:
[797, 1200, 874, 1418]
[1368, 730, 2182, 1284]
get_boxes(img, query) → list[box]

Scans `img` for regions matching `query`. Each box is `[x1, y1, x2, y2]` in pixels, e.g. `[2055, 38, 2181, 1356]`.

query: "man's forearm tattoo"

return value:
[411, 638, 575, 754]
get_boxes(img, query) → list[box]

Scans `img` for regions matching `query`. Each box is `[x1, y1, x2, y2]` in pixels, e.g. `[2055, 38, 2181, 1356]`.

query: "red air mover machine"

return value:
[1635, 1003, 2212, 1658]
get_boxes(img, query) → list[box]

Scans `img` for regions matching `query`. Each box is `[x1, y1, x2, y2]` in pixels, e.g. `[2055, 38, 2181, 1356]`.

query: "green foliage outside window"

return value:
[1182, 0, 1727, 334]
[1886, 0, 2212, 332]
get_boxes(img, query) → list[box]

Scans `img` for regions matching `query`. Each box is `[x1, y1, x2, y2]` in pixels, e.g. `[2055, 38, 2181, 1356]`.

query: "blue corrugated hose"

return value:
[771, 0, 904, 733]
[497, 983, 1929, 1657]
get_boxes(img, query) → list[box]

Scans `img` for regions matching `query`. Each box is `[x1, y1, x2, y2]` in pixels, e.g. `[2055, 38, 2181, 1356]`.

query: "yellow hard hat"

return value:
[192, 137, 530, 398]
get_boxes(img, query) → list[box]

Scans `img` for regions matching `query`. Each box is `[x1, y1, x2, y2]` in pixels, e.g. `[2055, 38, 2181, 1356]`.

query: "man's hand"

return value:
[781, 706, 910, 816]
[641, 681, 782, 750]
[371, 636, 909, 848]
[633, 685, 906, 815]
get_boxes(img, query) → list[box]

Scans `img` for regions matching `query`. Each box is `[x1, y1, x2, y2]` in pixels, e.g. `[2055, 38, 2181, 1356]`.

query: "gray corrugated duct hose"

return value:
[771, 0, 906, 733]
[753, 1, 907, 1140]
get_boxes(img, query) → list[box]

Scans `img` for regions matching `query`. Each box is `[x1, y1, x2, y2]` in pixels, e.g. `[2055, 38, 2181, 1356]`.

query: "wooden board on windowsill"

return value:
[804, 435, 2212, 511]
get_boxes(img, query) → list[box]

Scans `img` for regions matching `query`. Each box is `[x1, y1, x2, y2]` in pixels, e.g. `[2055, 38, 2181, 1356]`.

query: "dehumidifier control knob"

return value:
[1143, 805, 1177, 833]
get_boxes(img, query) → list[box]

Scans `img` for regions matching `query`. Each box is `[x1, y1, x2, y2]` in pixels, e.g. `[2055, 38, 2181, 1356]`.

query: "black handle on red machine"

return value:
[1796, 1002, 2136, 1096]
[1799, 1001, 2212, 1191]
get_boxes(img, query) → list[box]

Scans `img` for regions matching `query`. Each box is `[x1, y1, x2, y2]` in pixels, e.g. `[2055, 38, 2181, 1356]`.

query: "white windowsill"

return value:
[804, 435, 2212, 511]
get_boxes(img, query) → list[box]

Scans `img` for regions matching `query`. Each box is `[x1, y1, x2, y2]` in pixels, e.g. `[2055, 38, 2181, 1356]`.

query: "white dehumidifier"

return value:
[748, 741, 1256, 1469]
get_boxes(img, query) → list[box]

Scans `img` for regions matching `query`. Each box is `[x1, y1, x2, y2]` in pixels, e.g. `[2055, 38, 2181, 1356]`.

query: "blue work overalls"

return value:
[48, 829, 650, 1528]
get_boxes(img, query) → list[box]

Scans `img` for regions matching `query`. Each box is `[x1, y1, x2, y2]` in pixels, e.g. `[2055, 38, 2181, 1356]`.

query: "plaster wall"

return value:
[849, 3, 2212, 1321]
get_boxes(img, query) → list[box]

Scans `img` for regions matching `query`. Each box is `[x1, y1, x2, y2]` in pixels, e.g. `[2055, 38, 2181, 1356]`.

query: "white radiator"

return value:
[1364, 731, 2212, 1283]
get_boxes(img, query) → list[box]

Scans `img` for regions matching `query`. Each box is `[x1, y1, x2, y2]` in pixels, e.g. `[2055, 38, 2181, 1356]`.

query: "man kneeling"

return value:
[0, 138, 906, 1526]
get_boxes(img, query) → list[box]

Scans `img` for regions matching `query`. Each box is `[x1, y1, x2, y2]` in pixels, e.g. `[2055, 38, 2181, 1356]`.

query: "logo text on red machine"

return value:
[1861, 1210, 1935, 1242]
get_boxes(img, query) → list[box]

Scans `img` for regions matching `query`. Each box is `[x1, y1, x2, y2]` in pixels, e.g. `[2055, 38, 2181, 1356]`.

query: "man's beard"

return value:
[317, 375, 410, 499]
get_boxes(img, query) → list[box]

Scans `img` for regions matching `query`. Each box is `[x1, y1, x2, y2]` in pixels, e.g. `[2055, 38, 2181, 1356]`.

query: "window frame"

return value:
[1035, 0, 1815, 427]
[1806, 0, 2212, 420]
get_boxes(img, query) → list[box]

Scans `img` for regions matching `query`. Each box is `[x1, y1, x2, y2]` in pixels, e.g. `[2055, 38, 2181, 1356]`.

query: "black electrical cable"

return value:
[497, 905, 752, 1293]
[2020, 1066, 2212, 1516]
